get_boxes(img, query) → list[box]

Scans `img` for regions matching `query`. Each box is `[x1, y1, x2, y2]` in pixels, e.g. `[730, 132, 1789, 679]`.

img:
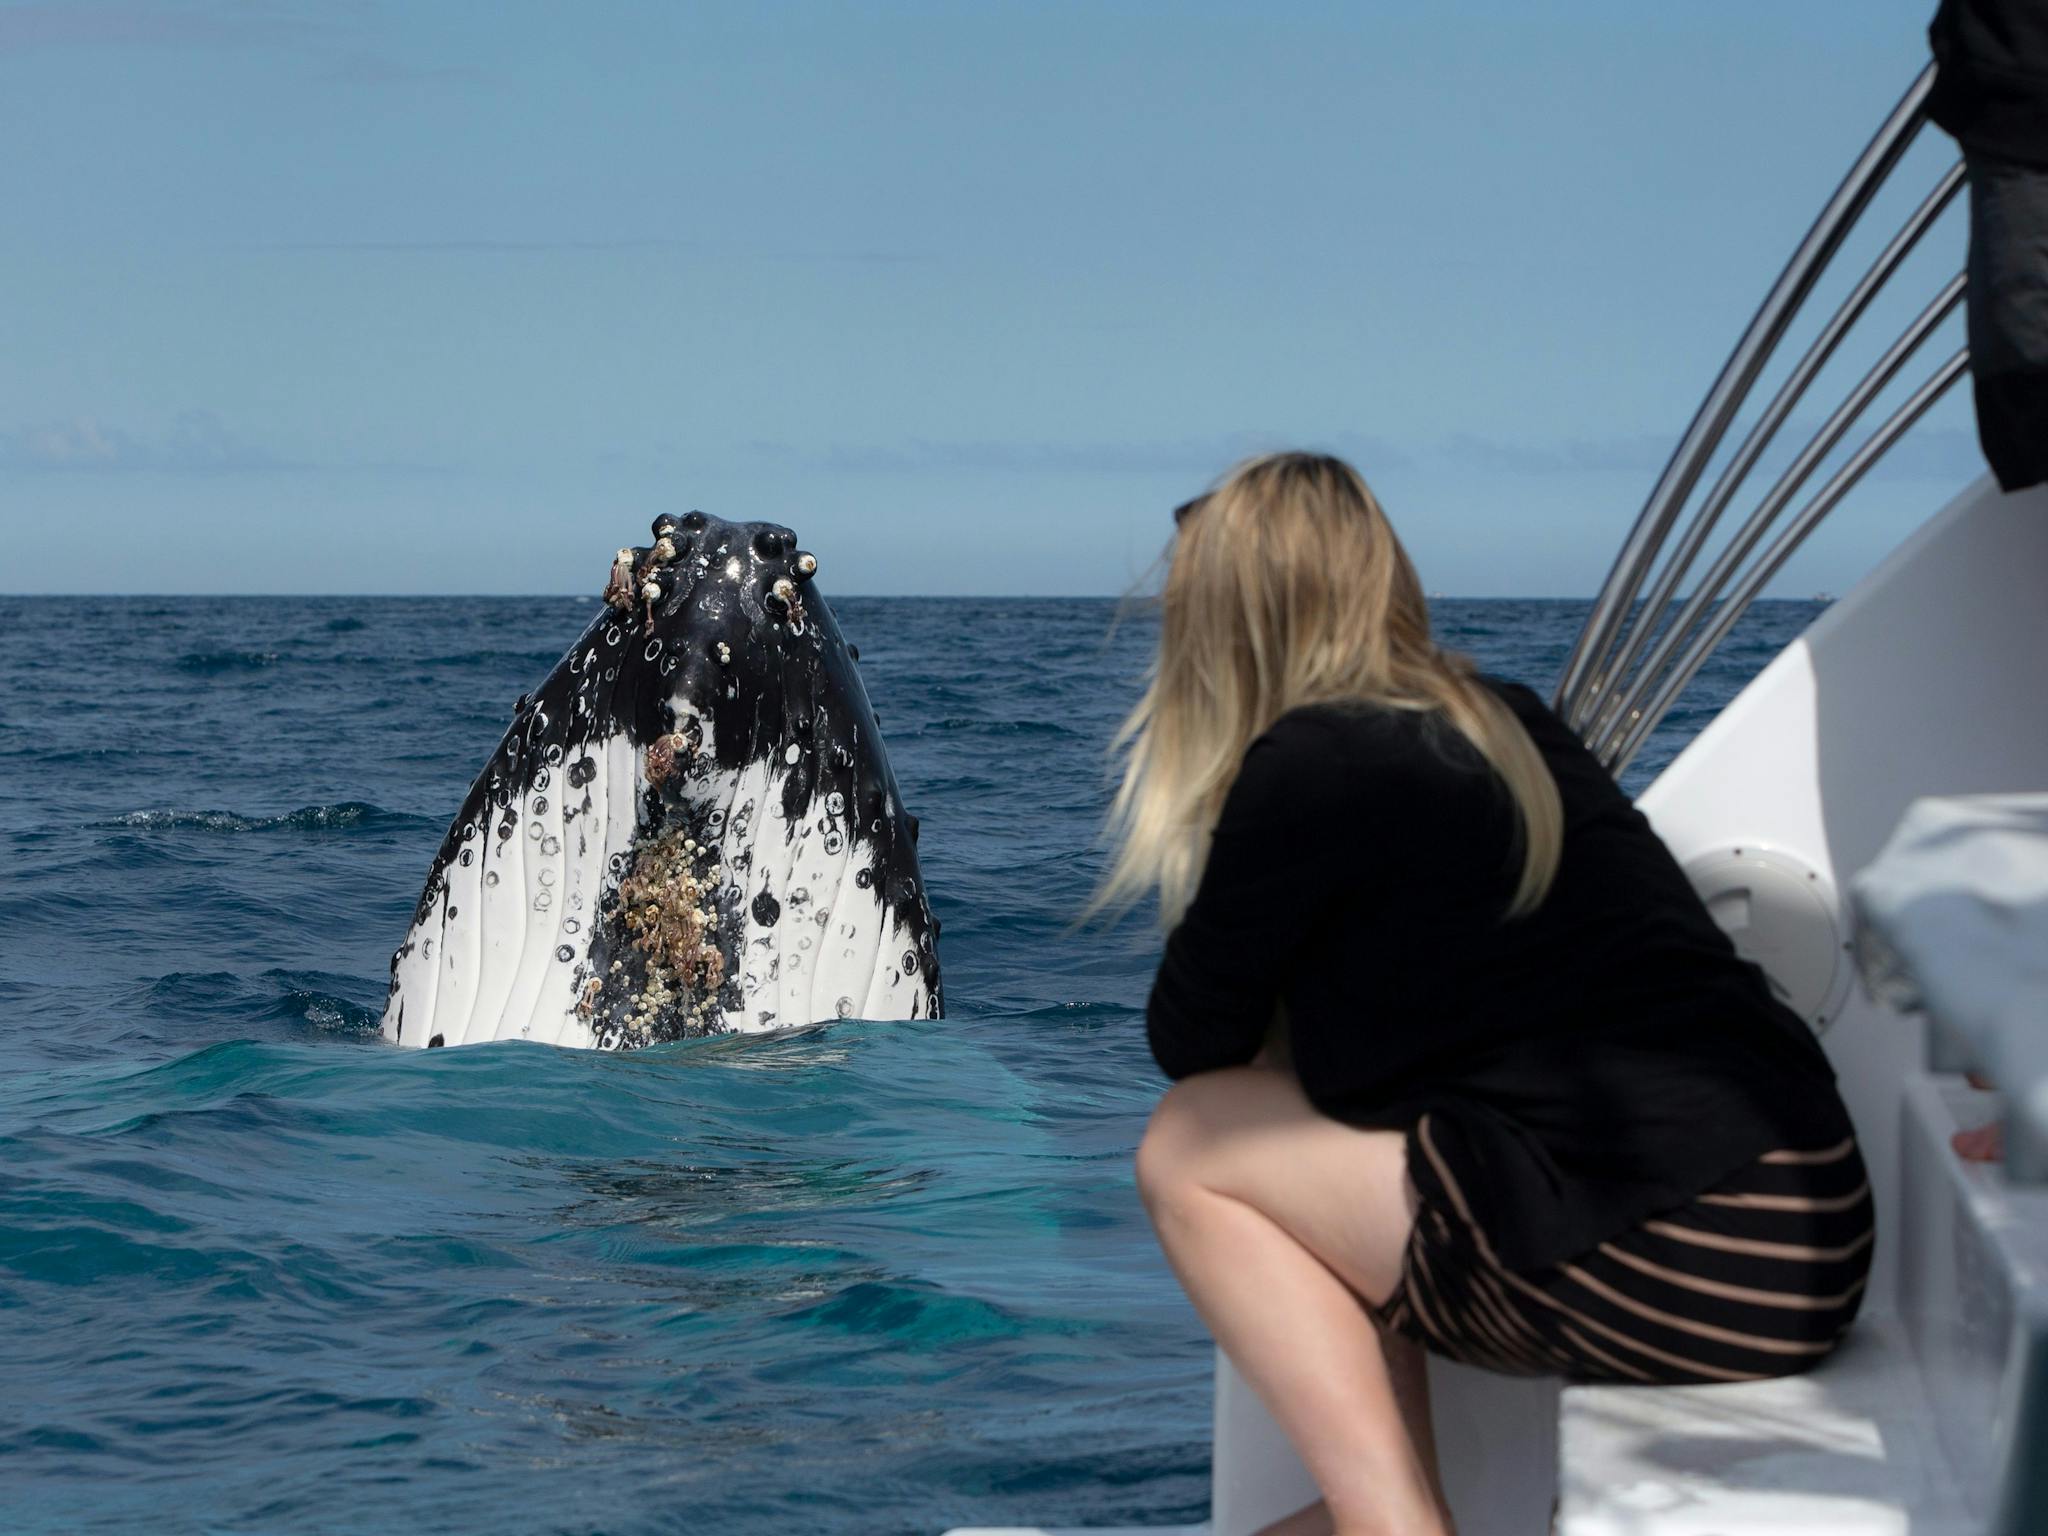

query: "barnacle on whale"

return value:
[601, 822, 727, 1044]
[643, 731, 693, 788]
[604, 548, 637, 610]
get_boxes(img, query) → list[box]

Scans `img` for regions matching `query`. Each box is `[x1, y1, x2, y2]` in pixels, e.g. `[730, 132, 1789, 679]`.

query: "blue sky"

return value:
[0, 0, 1980, 595]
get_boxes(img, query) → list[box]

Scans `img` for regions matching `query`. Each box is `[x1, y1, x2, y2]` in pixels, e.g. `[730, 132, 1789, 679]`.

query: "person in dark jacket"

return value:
[1101, 453, 1870, 1536]
[1929, 0, 2048, 490]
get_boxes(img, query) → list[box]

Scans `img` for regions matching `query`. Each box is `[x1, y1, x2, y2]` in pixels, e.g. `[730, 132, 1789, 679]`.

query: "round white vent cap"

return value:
[1684, 844, 1852, 1033]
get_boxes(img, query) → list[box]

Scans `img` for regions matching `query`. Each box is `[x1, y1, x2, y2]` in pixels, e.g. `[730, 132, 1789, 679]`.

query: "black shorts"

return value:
[1371, 1114, 1874, 1385]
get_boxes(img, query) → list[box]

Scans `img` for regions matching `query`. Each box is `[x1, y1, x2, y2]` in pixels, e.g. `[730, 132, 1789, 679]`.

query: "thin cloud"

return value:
[0, 2, 320, 57]
[251, 237, 927, 265]
[0, 411, 444, 476]
[1444, 423, 1983, 485]
[316, 51, 482, 87]
[1443, 432, 1672, 475]
[752, 433, 1413, 476]
[0, 3, 472, 93]
[0, 412, 297, 474]
[254, 237, 707, 255]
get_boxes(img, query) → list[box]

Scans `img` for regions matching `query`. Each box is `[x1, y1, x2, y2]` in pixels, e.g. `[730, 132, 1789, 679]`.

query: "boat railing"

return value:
[1553, 63, 1971, 777]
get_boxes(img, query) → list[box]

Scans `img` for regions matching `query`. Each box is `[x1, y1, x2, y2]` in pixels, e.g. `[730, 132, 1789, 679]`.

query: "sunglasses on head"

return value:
[1172, 495, 1209, 528]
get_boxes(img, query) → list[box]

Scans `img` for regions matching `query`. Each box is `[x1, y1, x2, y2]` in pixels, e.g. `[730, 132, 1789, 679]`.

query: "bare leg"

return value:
[1254, 1325, 1447, 1536]
[1137, 1066, 1454, 1536]
[1384, 1328, 1449, 1519]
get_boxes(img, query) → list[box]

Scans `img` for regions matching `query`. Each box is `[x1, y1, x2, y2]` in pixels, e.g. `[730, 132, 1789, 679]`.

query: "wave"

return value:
[414, 648, 572, 671]
[104, 803, 436, 835]
[136, 968, 383, 1037]
[322, 616, 367, 633]
[921, 717, 1078, 737]
[259, 648, 570, 672]
[173, 650, 284, 674]
[780, 1279, 1058, 1349]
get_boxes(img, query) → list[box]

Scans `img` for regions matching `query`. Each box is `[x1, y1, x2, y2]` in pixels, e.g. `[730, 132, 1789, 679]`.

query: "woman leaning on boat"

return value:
[1100, 453, 1872, 1536]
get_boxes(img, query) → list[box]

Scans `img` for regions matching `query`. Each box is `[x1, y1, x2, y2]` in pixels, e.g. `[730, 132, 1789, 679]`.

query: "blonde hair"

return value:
[1095, 451, 1563, 927]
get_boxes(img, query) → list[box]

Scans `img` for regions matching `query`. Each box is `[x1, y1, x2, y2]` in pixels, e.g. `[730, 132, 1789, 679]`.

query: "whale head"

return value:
[382, 511, 942, 1049]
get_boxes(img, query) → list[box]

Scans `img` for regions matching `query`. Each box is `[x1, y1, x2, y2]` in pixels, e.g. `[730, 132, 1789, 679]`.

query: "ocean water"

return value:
[0, 593, 1820, 1535]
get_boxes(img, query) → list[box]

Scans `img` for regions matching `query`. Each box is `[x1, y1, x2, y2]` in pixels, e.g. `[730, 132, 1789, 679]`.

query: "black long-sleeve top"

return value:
[1146, 680, 1850, 1273]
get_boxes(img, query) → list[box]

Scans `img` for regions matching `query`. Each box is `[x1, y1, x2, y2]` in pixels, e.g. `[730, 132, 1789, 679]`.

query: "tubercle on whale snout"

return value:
[597, 512, 845, 772]
[609, 510, 817, 643]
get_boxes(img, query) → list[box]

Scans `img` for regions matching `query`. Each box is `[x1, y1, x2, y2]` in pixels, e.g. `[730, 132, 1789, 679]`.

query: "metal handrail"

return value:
[1555, 63, 1941, 727]
[1555, 63, 1972, 778]
[1602, 347, 1969, 771]
[1587, 272, 1968, 767]
[1577, 161, 1967, 752]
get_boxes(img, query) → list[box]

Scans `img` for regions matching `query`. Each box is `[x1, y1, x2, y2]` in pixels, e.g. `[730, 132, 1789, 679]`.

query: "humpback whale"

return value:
[382, 511, 942, 1049]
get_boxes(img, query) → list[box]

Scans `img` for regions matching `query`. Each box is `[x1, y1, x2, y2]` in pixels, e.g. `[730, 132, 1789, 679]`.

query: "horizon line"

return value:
[0, 591, 1841, 603]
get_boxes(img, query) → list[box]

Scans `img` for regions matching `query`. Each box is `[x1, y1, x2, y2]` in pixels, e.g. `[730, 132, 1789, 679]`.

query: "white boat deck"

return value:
[1559, 1317, 1975, 1536]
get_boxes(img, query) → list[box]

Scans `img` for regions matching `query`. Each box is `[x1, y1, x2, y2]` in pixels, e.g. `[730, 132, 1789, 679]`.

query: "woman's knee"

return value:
[1135, 1092, 1186, 1209]
[1135, 1068, 1267, 1208]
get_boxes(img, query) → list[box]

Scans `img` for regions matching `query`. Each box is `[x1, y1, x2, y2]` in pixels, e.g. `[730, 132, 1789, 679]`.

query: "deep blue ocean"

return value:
[0, 593, 1818, 1535]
